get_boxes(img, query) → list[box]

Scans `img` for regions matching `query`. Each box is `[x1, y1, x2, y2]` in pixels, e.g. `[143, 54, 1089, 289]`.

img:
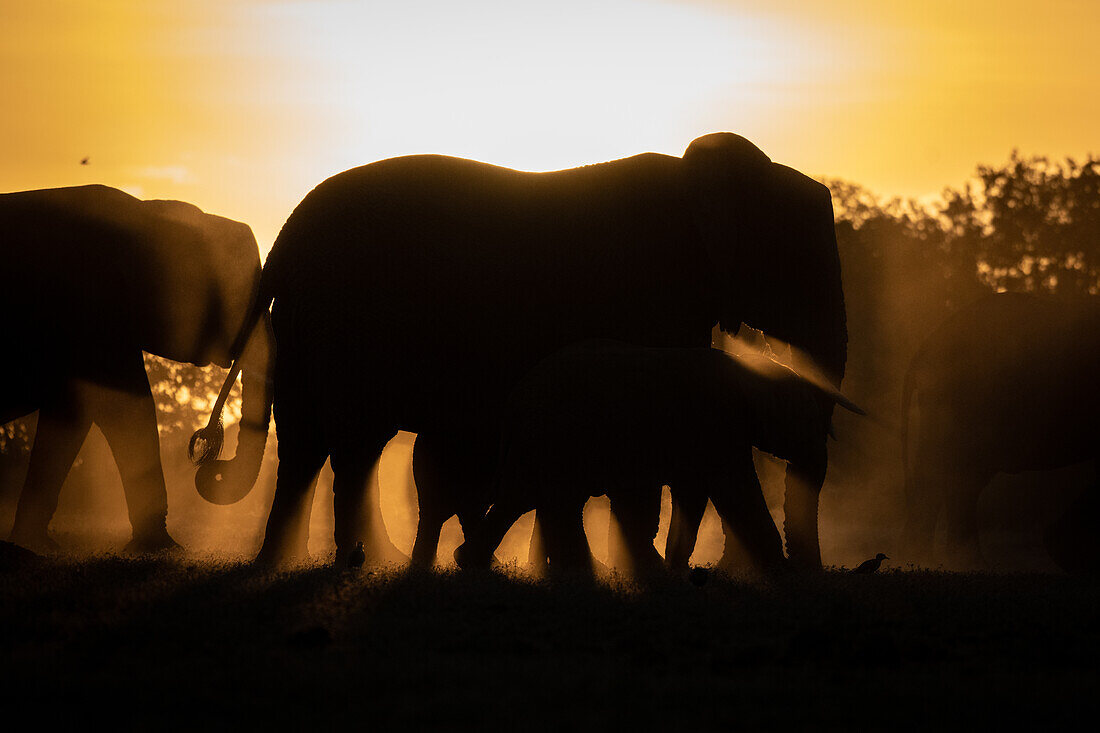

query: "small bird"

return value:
[851, 553, 888, 574]
[80, 156, 90, 165]
[348, 541, 366, 570]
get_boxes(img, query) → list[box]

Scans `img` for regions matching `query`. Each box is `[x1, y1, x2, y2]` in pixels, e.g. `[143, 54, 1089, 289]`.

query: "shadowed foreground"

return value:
[1, 558, 1097, 728]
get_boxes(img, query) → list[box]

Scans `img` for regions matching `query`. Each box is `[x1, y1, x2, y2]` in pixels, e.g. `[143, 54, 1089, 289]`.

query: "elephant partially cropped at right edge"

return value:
[195, 133, 849, 568]
[900, 292, 1100, 573]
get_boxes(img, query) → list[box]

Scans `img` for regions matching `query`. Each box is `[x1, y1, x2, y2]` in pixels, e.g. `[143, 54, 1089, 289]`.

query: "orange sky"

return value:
[2, 0, 1097, 254]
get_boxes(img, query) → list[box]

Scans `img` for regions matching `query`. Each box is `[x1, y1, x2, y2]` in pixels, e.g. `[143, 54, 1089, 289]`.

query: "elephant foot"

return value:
[592, 555, 614, 580]
[939, 542, 985, 571]
[124, 527, 182, 555]
[545, 552, 606, 581]
[607, 538, 664, 579]
[254, 533, 310, 568]
[715, 550, 791, 578]
[454, 541, 491, 570]
[8, 528, 60, 555]
[336, 539, 408, 569]
[629, 547, 667, 577]
[254, 545, 310, 569]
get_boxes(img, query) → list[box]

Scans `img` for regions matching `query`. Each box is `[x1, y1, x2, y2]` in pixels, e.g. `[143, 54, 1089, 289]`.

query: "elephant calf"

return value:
[456, 340, 862, 574]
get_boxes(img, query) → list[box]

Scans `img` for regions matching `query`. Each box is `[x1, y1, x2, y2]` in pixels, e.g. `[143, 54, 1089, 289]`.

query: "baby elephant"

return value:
[457, 340, 862, 575]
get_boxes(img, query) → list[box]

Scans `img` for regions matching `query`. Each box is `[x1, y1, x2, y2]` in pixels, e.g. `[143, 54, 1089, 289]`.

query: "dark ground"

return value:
[1, 549, 1097, 731]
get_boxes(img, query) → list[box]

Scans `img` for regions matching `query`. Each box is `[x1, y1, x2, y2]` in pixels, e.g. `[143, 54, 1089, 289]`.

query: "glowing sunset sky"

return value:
[2, 0, 1097, 252]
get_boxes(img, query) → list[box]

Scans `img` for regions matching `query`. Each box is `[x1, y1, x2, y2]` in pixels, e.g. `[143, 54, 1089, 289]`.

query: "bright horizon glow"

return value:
[2, 0, 1097, 255]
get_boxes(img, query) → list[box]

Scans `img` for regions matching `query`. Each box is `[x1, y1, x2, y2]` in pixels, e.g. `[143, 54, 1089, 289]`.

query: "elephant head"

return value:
[0, 185, 273, 508]
[684, 133, 848, 567]
[137, 198, 274, 505]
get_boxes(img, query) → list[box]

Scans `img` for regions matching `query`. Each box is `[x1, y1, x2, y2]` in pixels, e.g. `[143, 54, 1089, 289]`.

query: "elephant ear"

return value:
[682, 133, 773, 333]
[142, 200, 262, 367]
[686, 135, 847, 387]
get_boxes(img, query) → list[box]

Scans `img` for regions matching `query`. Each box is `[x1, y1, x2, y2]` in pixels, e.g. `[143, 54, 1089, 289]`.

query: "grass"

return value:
[1, 553, 1097, 730]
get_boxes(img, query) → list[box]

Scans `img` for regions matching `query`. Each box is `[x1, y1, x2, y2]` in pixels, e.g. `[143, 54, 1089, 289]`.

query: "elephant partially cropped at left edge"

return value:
[196, 133, 848, 568]
[1, 185, 273, 552]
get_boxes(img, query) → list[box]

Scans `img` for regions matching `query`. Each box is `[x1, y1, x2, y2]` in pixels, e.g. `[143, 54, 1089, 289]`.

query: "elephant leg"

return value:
[540, 497, 594, 575]
[607, 483, 664, 572]
[89, 360, 178, 552]
[1044, 474, 1100, 575]
[411, 430, 495, 568]
[256, 412, 327, 566]
[411, 434, 448, 567]
[454, 498, 528, 569]
[782, 457, 827, 570]
[712, 448, 766, 572]
[257, 456, 324, 566]
[527, 515, 547, 568]
[456, 506, 495, 564]
[715, 515, 754, 572]
[411, 510, 446, 568]
[940, 468, 992, 570]
[710, 463, 784, 573]
[9, 385, 91, 552]
[330, 434, 407, 566]
[900, 415, 955, 566]
[901, 454, 953, 567]
[665, 485, 708, 572]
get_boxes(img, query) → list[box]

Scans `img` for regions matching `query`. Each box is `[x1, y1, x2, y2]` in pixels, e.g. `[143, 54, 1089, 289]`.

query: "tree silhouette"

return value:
[938, 152, 1100, 294]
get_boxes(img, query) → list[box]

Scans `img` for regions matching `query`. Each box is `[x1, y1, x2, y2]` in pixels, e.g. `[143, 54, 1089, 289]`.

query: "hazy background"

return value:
[3, 0, 1098, 252]
[1, 0, 1098, 568]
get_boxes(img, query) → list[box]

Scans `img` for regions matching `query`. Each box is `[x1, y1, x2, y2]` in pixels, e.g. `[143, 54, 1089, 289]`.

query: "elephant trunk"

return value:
[194, 313, 274, 505]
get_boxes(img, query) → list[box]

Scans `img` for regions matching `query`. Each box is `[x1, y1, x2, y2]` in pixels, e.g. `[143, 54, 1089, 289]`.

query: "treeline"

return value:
[820, 152, 1100, 553]
[2, 152, 1098, 464]
[833, 151, 1100, 417]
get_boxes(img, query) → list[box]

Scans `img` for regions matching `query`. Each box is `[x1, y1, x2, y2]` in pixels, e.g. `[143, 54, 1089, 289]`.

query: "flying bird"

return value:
[348, 541, 366, 570]
[80, 157, 90, 165]
[851, 553, 888, 574]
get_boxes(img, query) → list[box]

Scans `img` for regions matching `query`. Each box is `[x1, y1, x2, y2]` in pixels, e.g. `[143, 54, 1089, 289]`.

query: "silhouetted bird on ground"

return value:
[80, 157, 89, 165]
[688, 567, 710, 587]
[348, 542, 366, 569]
[851, 553, 888, 574]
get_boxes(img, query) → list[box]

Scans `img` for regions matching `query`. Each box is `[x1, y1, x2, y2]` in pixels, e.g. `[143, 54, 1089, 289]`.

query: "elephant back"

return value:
[1, 185, 262, 373]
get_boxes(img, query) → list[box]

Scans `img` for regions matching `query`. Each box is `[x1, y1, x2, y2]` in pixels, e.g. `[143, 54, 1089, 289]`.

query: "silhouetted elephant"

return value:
[900, 292, 1100, 572]
[196, 133, 848, 567]
[454, 341, 863, 575]
[1, 185, 272, 552]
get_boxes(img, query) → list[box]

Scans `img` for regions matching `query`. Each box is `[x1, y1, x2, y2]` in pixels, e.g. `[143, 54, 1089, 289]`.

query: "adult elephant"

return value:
[1, 185, 273, 552]
[900, 292, 1100, 572]
[195, 133, 848, 568]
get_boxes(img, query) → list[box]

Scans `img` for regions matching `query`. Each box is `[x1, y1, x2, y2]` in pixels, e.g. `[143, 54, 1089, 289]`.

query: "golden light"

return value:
[2, 0, 1097, 254]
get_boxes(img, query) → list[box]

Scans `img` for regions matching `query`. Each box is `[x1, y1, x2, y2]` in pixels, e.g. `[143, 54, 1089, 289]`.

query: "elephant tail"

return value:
[188, 275, 276, 466]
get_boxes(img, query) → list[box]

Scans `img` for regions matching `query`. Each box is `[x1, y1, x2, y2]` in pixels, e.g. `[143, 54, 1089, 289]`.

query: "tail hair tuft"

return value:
[189, 419, 225, 465]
